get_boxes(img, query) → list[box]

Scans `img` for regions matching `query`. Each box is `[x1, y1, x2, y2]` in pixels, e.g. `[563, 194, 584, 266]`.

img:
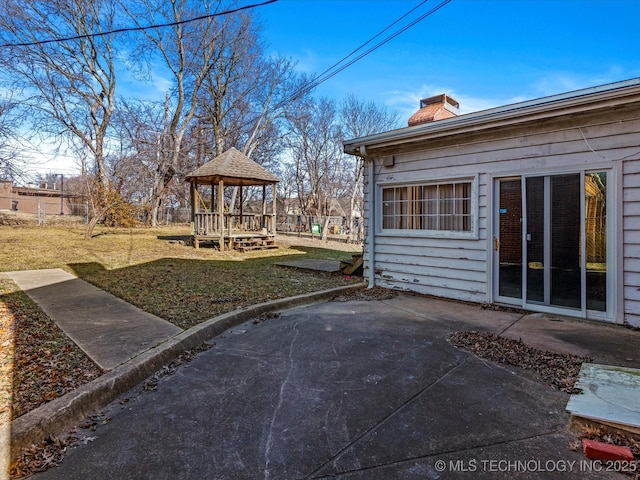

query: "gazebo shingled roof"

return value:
[185, 147, 279, 186]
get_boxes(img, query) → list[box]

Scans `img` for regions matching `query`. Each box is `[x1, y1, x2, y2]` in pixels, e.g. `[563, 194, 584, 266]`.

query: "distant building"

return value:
[0, 179, 83, 216]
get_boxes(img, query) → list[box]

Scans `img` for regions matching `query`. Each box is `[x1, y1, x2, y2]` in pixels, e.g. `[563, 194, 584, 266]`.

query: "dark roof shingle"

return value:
[186, 147, 279, 186]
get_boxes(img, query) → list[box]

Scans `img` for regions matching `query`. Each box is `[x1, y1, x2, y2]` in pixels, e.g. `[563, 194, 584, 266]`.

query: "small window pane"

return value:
[382, 180, 473, 233]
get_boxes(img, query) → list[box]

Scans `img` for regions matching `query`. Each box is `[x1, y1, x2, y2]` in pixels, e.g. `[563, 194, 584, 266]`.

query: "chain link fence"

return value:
[0, 195, 89, 225]
[155, 207, 191, 225]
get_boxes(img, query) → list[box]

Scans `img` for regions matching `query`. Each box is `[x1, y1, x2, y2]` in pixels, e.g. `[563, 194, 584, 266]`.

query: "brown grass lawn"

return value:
[1, 226, 362, 328]
[0, 225, 363, 426]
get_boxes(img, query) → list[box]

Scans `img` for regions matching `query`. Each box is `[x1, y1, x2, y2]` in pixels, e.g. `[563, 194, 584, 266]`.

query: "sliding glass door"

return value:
[494, 172, 607, 315]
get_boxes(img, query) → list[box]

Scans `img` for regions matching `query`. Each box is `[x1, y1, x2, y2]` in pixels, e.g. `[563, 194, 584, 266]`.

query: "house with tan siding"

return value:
[0, 179, 83, 216]
[344, 78, 640, 327]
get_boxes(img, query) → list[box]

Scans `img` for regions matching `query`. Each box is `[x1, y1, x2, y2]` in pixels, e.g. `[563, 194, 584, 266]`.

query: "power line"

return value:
[267, 0, 453, 117]
[6, 0, 452, 165]
[208, 0, 453, 148]
[309, 0, 432, 96]
[300, 0, 453, 98]
[0, 0, 278, 48]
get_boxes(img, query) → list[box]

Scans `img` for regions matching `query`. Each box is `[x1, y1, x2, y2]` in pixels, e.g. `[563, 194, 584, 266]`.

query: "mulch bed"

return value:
[1, 280, 104, 422]
[448, 330, 590, 394]
[1, 279, 104, 478]
[8, 342, 212, 478]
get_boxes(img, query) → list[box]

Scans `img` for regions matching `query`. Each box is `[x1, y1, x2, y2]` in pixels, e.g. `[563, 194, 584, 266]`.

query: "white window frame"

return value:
[489, 166, 616, 322]
[377, 175, 479, 239]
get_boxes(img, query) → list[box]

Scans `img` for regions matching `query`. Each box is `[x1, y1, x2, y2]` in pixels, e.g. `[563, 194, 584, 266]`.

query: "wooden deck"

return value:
[193, 233, 277, 252]
[192, 212, 278, 251]
[230, 234, 278, 253]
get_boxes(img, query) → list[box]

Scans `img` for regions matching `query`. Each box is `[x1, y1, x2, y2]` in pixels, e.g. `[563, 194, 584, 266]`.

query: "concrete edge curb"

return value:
[7, 282, 366, 460]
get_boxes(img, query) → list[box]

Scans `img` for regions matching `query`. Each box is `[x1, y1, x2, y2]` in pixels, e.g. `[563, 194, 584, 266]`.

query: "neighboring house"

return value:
[0, 179, 82, 216]
[344, 79, 640, 327]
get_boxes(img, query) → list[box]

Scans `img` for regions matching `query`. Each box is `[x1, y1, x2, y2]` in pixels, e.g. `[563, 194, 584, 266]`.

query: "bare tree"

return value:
[109, 98, 197, 224]
[113, 0, 297, 226]
[0, 98, 21, 181]
[285, 96, 348, 240]
[122, 0, 254, 226]
[200, 50, 299, 157]
[107, 100, 161, 219]
[0, 0, 118, 237]
[339, 94, 400, 240]
[196, 12, 301, 216]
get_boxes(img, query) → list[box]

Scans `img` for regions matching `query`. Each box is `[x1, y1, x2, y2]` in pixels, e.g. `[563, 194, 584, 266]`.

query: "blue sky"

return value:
[30, 0, 640, 175]
[257, 0, 640, 121]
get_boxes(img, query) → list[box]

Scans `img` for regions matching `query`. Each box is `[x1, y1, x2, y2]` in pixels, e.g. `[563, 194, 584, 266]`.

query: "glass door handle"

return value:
[494, 236, 499, 251]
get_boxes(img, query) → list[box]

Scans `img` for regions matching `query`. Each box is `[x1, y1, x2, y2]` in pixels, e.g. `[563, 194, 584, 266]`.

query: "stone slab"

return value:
[275, 258, 342, 273]
[567, 363, 640, 432]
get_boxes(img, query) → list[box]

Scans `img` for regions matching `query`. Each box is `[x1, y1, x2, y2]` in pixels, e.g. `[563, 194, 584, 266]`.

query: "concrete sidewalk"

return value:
[3, 276, 366, 468]
[3, 269, 182, 370]
[5, 268, 640, 478]
[28, 293, 640, 479]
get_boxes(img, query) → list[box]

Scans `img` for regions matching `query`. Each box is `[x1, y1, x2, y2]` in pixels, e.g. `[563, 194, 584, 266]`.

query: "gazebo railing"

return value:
[193, 212, 276, 236]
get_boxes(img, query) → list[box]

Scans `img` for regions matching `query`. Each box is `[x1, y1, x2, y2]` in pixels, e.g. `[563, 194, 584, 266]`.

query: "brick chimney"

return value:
[408, 94, 459, 127]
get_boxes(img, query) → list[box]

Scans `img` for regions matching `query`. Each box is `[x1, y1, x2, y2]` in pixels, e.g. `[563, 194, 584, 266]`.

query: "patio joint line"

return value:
[497, 313, 529, 336]
[302, 356, 472, 479]
[306, 427, 569, 479]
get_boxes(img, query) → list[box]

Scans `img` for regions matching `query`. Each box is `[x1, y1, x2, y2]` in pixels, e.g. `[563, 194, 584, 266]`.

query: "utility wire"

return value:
[3, 0, 452, 152]
[214, 0, 452, 145]
[310, 0, 431, 92]
[271, 0, 453, 113]
[0, 0, 277, 48]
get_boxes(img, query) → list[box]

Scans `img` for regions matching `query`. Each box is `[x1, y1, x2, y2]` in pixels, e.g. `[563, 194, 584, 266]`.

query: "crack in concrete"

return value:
[263, 321, 300, 480]
[497, 312, 530, 336]
[303, 356, 471, 479]
[307, 428, 570, 479]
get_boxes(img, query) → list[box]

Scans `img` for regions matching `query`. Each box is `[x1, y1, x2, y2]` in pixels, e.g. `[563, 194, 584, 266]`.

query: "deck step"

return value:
[237, 244, 279, 252]
[234, 240, 275, 247]
[340, 254, 363, 275]
[233, 236, 276, 250]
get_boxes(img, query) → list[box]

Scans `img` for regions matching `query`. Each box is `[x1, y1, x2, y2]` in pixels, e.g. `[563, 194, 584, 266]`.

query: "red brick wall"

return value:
[499, 180, 522, 264]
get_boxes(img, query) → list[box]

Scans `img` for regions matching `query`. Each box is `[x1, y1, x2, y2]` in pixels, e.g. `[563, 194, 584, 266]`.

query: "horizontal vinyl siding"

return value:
[373, 168, 488, 302]
[375, 239, 487, 259]
[624, 157, 640, 326]
[375, 254, 486, 277]
[380, 114, 640, 175]
[367, 106, 640, 316]
[376, 278, 486, 303]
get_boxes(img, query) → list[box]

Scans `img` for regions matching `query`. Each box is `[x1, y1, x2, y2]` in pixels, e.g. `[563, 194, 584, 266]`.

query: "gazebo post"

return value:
[185, 147, 280, 250]
[211, 180, 217, 238]
[262, 185, 266, 230]
[272, 183, 277, 234]
[190, 180, 198, 249]
[218, 179, 225, 251]
[239, 186, 243, 230]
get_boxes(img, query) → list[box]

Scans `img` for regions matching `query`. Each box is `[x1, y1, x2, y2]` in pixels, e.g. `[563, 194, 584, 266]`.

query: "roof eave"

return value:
[186, 175, 279, 186]
[344, 78, 640, 155]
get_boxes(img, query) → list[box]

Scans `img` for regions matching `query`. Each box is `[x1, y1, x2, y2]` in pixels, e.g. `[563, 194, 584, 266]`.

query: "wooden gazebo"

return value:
[185, 147, 280, 251]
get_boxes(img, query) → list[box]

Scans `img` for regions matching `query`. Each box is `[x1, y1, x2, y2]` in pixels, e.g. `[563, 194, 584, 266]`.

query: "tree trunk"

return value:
[150, 197, 161, 227]
[321, 215, 330, 241]
[84, 213, 102, 240]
